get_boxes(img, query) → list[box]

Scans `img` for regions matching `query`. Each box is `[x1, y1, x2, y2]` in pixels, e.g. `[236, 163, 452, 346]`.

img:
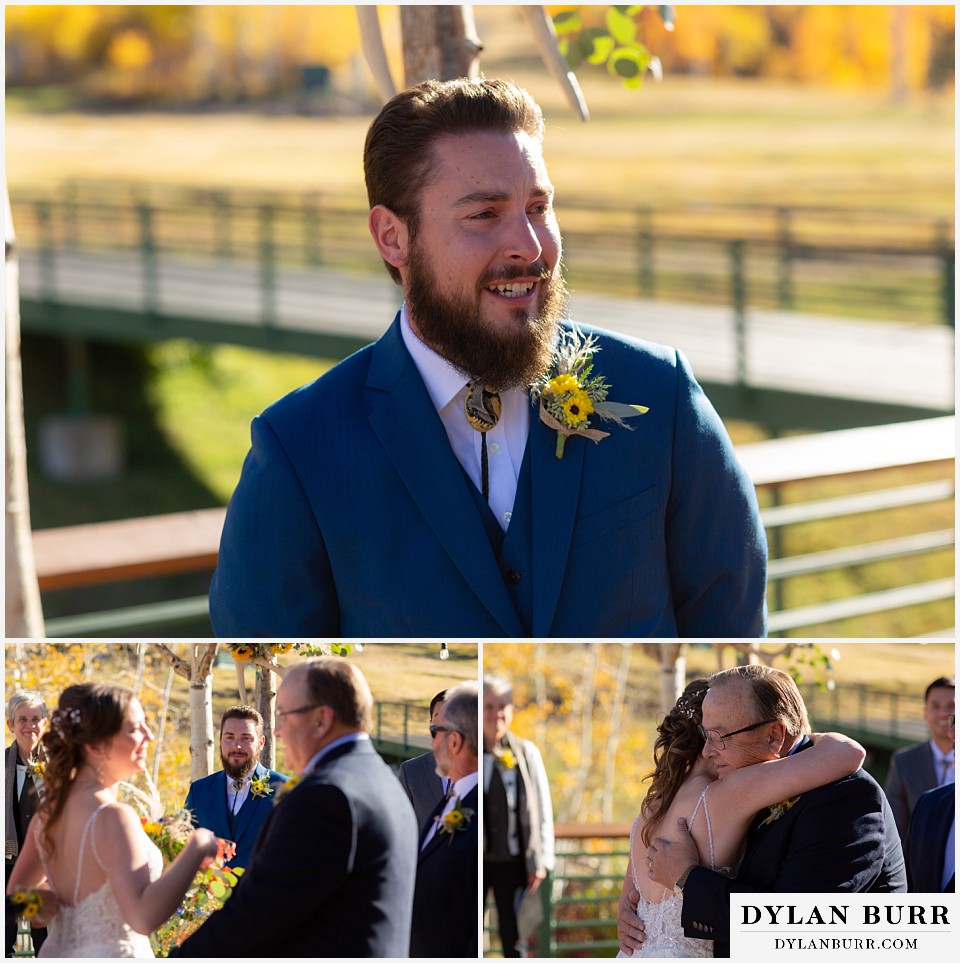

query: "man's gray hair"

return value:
[709, 664, 811, 737]
[482, 674, 513, 701]
[443, 681, 478, 756]
[6, 690, 48, 724]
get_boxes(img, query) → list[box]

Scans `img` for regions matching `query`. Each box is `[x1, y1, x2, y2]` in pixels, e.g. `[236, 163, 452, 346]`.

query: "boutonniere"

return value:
[274, 775, 300, 804]
[29, 760, 45, 779]
[436, 797, 474, 842]
[493, 747, 516, 771]
[760, 794, 801, 827]
[532, 326, 649, 458]
[249, 773, 273, 799]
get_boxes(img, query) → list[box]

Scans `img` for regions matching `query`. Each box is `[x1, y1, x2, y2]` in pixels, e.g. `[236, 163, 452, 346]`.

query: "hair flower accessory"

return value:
[760, 794, 801, 827]
[436, 797, 474, 842]
[249, 773, 273, 799]
[532, 325, 649, 459]
[50, 707, 82, 739]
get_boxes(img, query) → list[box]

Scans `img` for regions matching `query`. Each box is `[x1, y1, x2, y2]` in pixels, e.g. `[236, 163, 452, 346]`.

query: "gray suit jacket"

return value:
[885, 740, 939, 845]
[398, 751, 444, 829]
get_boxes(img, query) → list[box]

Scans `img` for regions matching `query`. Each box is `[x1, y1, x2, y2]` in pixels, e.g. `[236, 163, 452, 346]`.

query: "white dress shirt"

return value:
[930, 740, 955, 785]
[400, 305, 528, 531]
[421, 769, 479, 850]
[226, 772, 252, 813]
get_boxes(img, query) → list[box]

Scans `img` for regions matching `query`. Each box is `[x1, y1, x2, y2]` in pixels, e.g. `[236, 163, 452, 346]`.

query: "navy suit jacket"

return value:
[210, 315, 767, 637]
[183, 763, 287, 869]
[681, 742, 907, 957]
[410, 784, 479, 958]
[905, 782, 954, 892]
[173, 739, 418, 958]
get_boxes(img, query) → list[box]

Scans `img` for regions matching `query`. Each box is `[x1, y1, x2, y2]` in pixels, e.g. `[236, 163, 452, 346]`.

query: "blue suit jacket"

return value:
[681, 741, 907, 957]
[183, 763, 287, 869]
[905, 782, 954, 892]
[210, 315, 767, 637]
[173, 738, 418, 958]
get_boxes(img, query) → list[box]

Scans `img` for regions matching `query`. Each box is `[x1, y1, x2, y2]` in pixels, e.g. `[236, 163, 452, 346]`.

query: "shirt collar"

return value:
[303, 731, 370, 777]
[930, 739, 955, 764]
[400, 303, 477, 413]
[450, 770, 479, 799]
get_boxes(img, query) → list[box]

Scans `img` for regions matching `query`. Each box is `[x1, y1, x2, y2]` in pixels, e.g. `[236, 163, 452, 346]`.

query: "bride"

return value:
[7, 683, 218, 957]
[616, 678, 865, 958]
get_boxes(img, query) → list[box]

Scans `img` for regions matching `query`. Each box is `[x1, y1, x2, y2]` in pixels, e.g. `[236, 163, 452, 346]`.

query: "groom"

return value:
[209, 75, 767, 638]
[183, 706, 287, 869]
[171, 658, 418, 957]
[623, 664, 906, 958]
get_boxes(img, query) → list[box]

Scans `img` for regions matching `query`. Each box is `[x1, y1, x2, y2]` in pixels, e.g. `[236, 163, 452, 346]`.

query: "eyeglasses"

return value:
[276, 704, 321, 720]
[429, 725, 461, 738]
[698, 719, 776, 750]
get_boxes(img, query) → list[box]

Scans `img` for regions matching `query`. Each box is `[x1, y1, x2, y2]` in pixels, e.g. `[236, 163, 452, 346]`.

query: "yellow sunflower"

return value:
[545, 372, 581, 395]
[231, 644, 256, 662]
[562, 390, 594, 426]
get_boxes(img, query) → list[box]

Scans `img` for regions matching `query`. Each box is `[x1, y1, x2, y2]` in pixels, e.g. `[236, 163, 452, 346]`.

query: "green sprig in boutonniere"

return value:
[249, 773, 273, 800]
[436, 797, 474, 842]
[533, 326, 649, 459]
[760, 794, 801, 827]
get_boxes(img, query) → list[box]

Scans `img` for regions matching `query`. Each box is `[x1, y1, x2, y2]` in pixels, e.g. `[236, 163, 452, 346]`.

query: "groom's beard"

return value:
[405, 240, 566, 391]
[221, 752, 257, 781]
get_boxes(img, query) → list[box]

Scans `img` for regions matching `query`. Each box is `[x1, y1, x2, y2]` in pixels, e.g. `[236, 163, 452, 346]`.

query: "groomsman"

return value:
[885, 675, 955, 848]
[5, 692, 48, 958]
[410, 683, 479, 957]
[183, 706, 287, 868]
[905, 712, 955, 893]
[399, 690, 450, 827]
[172, 657, 418, 958]
[483, 674, 554, 958]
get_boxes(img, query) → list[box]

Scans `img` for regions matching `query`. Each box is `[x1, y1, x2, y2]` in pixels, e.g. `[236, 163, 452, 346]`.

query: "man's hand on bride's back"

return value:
[617, 877, 645, 955]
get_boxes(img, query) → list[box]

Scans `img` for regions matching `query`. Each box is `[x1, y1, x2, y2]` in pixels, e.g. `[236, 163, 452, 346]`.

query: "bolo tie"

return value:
[232, 778, 244, 815]
[464, 381, 502, 502]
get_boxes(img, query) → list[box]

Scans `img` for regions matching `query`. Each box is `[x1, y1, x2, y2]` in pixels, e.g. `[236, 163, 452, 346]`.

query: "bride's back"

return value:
[39, 794, 112, 906]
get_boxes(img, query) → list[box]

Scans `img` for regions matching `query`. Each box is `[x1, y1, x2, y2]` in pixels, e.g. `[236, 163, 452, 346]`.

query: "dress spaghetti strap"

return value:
[687, 784, 716, 871]
[72, 803, 110, 906]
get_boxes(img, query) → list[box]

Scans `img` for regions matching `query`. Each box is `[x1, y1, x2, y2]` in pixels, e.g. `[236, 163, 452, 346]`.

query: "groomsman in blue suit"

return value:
[183, 706, 287, 868]
[210, 76, 767, 638]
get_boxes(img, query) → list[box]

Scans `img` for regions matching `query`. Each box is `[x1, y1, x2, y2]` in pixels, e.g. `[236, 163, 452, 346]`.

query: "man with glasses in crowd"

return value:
[620, 664, 906, 958]
[171, 657, 418, 958]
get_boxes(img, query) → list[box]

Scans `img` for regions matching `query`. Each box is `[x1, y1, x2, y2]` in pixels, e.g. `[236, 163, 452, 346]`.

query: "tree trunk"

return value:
[400, 5, 482, 85]
[4, 183, 44, 638]
[602, 642, 632, 822]
[188, 644, 218, 781]
[255, 664, 277, 770]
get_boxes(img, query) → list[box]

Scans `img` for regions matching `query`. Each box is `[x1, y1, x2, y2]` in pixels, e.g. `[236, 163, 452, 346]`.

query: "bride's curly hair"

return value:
[639, 678, 708, 847]
[38, 683, 134, 856]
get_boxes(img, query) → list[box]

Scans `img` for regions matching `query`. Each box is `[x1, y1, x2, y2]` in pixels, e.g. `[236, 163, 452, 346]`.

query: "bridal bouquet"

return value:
[143, 810, 243, 957]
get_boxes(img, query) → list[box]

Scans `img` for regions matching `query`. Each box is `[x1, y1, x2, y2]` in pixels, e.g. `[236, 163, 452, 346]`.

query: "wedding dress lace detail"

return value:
[617, 785, 715, 959]
[36, 803, 163, 958]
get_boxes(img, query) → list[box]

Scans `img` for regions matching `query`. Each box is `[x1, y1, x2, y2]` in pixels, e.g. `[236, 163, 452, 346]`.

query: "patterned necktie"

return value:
[464, 382, 502, 502]
[941, 757, 953, 785]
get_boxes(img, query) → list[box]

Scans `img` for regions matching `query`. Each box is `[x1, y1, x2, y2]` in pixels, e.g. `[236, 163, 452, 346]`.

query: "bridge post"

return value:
[34, 200, 56, 300]
[259, 204, 276, 325]
[936, 220, 954, 328]
[636, 206, 654, 298]
[304, 192, 322, 267]
[730, 239, 747, 385]
[137, 203, 158, 315]
[777, 206, 794, 310]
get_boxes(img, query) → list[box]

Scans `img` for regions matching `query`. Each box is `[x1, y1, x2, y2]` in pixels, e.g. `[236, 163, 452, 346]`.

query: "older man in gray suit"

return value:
[885, 675, 955, 848]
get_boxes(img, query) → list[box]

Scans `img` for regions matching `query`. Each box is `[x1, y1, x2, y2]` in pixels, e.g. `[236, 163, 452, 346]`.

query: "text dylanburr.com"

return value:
[730, 894, 956, 958]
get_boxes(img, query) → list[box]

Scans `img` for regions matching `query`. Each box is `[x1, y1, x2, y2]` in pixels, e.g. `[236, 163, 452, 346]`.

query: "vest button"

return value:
[505, 568, 522, 585]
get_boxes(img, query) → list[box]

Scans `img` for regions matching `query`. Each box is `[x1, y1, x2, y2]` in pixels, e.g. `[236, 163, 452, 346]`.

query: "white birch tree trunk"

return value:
[602, 642, 632, 822]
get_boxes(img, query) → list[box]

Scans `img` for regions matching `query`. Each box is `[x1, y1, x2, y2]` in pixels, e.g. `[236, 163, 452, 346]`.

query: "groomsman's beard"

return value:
[405, 244, 568, 391]
[222, 753, 257, 780]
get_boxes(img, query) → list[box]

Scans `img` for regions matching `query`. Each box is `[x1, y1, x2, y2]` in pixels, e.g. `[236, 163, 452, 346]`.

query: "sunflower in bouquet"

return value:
[143, 810, 244, 957]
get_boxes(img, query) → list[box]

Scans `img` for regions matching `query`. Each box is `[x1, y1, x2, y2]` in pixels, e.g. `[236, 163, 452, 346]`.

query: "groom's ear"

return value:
[368, 205, 409, 272]
[768, 720, 788, 754]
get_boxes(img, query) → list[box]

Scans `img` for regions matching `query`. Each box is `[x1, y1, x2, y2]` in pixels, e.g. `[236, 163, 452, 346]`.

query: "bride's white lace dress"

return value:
[36, 802, 164, 958]
[617, 785, 716, 959]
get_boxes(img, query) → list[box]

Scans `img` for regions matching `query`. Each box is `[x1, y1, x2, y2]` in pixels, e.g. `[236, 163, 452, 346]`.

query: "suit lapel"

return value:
[528, 394, 586, 636]
[366, 317, 524, 636]
[419, 786, 477, 861]
[232, 764, 267, 842]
